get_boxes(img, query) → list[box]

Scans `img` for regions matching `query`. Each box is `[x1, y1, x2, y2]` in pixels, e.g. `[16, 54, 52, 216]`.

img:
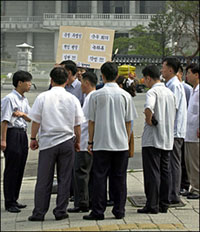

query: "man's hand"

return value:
[12, 110, 24, 117]
[75, 142, 80, 152]
[1, 140, 6, 151]
[30, 140, 39, 150]
[87, 144, 93, 155]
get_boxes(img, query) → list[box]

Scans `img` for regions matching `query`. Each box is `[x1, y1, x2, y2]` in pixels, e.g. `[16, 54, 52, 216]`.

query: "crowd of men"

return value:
[1, 57, 199, 222]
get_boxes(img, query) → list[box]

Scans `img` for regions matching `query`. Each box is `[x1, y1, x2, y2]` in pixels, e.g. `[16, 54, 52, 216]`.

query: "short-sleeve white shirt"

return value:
[1, 89, 30, 129]
[28, 86, 84, 150]
[185, 84, 199, 142]
[142, 83, 176, 150]
[80, 90, 95, 151]
[165, 76, 187, 138]
[88, 82, 137, 151]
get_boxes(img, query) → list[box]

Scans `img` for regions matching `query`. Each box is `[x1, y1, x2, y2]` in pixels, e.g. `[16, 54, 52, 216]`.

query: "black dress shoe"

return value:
[68, 207, 89, 213]
[55, 214, 69, 220]
[83, 212, 104, 220]
[137, 206, 158, 214]
[180, 188, 189, 196]
[28, 215, 44, 221]
[6, 206, 21, 213]
[159, 207, 168, 213]
[14, 202, 27, 209]
[187, 192, 199, 199]
[106, 200, 114, 207]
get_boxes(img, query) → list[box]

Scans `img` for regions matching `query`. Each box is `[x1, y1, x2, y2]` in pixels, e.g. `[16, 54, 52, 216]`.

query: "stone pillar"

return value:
[28, 1, 33, 16]
[16, 43, 34, 73]
[91, 1, 98, 14]
[55, 1, 62, 13]
[129, 1, 136, 14]
[110, 1, 115, 13]
[54, 31, 59, 62]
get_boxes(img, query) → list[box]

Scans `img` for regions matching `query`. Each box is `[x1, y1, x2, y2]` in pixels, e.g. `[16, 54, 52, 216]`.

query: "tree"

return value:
[148, 10, 174, 58]
[167, 1, 199, 64]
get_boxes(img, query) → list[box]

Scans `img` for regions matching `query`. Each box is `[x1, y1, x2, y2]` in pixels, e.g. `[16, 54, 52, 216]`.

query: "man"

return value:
[64, 62, 85, 106]
[137, 65, 176, 214]
[83, 61, 136, 220]
[176, 65, 192, 196]
[1, 70, 32, 213]
[161, 57, 187, 205]
[28, 67, 84, 221]
[184, 64, 199, 199]
[68, 71, 97, 213]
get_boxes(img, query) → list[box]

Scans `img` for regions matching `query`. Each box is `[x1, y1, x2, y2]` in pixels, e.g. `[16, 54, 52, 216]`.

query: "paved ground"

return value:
[1, 171, 199, 231]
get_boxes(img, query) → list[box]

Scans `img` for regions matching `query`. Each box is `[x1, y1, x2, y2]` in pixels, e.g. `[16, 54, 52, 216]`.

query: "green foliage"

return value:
[113, 37, 130, 54]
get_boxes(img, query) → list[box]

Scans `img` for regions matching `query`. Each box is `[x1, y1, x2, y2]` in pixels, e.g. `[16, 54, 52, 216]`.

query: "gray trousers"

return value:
[32, 138, 74, 219]
[169, 138, 184, 203]
[73, 151, 93, 208]
[185, 142, 199, 193]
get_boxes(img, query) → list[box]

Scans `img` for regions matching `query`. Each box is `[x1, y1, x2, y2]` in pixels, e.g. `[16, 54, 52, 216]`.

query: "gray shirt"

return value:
[88, 82, 137, 151]
[65, 78, 85, 106]
[142, 83, 176, 150]
[182, 81, 192, 107]
[165, 76, 187, 138]
[1, 89, 30, 129]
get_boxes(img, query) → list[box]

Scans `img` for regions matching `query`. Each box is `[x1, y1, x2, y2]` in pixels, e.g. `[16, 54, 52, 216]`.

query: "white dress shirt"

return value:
[142, 83, 176, 150]
[28, 86, 84, 150]
[1, 89, 30, 129]
[185, 84, 199, 142]
[88, 82, 137, 151]
[165, 76, 187, 138]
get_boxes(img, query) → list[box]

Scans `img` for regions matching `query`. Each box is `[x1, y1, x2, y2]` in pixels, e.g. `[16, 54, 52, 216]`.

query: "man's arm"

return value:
[13, 111, 31, 122]
[125, 121, 131, 142]
[1, 121, 8, 151]
[88, 120, 95, 155]
[144, 108, 153, 126]
[30, 121, 40, 150]
[74, 125, 81, 152]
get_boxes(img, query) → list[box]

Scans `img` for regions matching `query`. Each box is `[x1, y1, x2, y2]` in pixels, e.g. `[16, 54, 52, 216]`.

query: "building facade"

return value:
[1, 1, 166, 62]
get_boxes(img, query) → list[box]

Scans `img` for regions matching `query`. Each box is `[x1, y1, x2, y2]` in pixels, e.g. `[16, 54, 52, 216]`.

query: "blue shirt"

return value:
[65, 78, 85, 106]
[1, 89, 30, 129]
[166, 76, 187, 138]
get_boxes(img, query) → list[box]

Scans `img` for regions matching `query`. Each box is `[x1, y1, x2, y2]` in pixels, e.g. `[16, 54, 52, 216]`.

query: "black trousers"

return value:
[32, 138, 74, 218]
[142, 147, 170, 211]
[92, 150, 129, 218]
[3, 128, 28, 208]
[73, 151, 93, 208]
[169, 138, 184, 203]
[181, 141, 190, 191]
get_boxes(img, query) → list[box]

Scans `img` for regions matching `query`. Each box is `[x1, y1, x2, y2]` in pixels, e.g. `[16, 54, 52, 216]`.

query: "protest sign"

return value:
[56, 26, 115, 69]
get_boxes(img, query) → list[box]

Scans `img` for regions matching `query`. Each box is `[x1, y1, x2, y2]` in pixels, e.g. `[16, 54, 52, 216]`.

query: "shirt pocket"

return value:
[192, 104, 199, 115]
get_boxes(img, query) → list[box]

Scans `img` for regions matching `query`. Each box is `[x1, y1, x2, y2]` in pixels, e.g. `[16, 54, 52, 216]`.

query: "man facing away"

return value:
[137, 65, 176, 214]
[161, 57, 187, 205]
[68, 71, 98, 213]
[184, 64, 199, 199]
[1, 70, 32, 213]
[83, 61, 137, 220]
[28, 67, 84, 221]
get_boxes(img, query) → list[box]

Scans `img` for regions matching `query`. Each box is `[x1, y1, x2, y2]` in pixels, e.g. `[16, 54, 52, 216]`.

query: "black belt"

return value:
[8, 127, 27, 132]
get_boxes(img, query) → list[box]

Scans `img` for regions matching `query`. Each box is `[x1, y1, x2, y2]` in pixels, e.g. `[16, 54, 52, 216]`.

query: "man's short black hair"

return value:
[100, 62, 118, 81]
[142, 65, 160, 80]
[12, 70, 32, 87]
[162, 57, 181, 74]
[64, 63, 77, 76]
[82, 71, 98, 87]
[60, 60, 76, 66]
[50, 67, 68, 85]
[178, 65, 183, 73]
[186, 63, 199, 74]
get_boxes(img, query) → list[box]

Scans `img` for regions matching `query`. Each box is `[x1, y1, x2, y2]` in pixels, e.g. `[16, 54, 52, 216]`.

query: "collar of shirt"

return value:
[12, 89, 25, 100]
[70, 78, 79, 88]
[193, 84, 199, 93]
[104, 82, 119, 88]
[51, 86, 66, 91]
[151, 82, 165, 88]
[165, 76, 177, 87]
